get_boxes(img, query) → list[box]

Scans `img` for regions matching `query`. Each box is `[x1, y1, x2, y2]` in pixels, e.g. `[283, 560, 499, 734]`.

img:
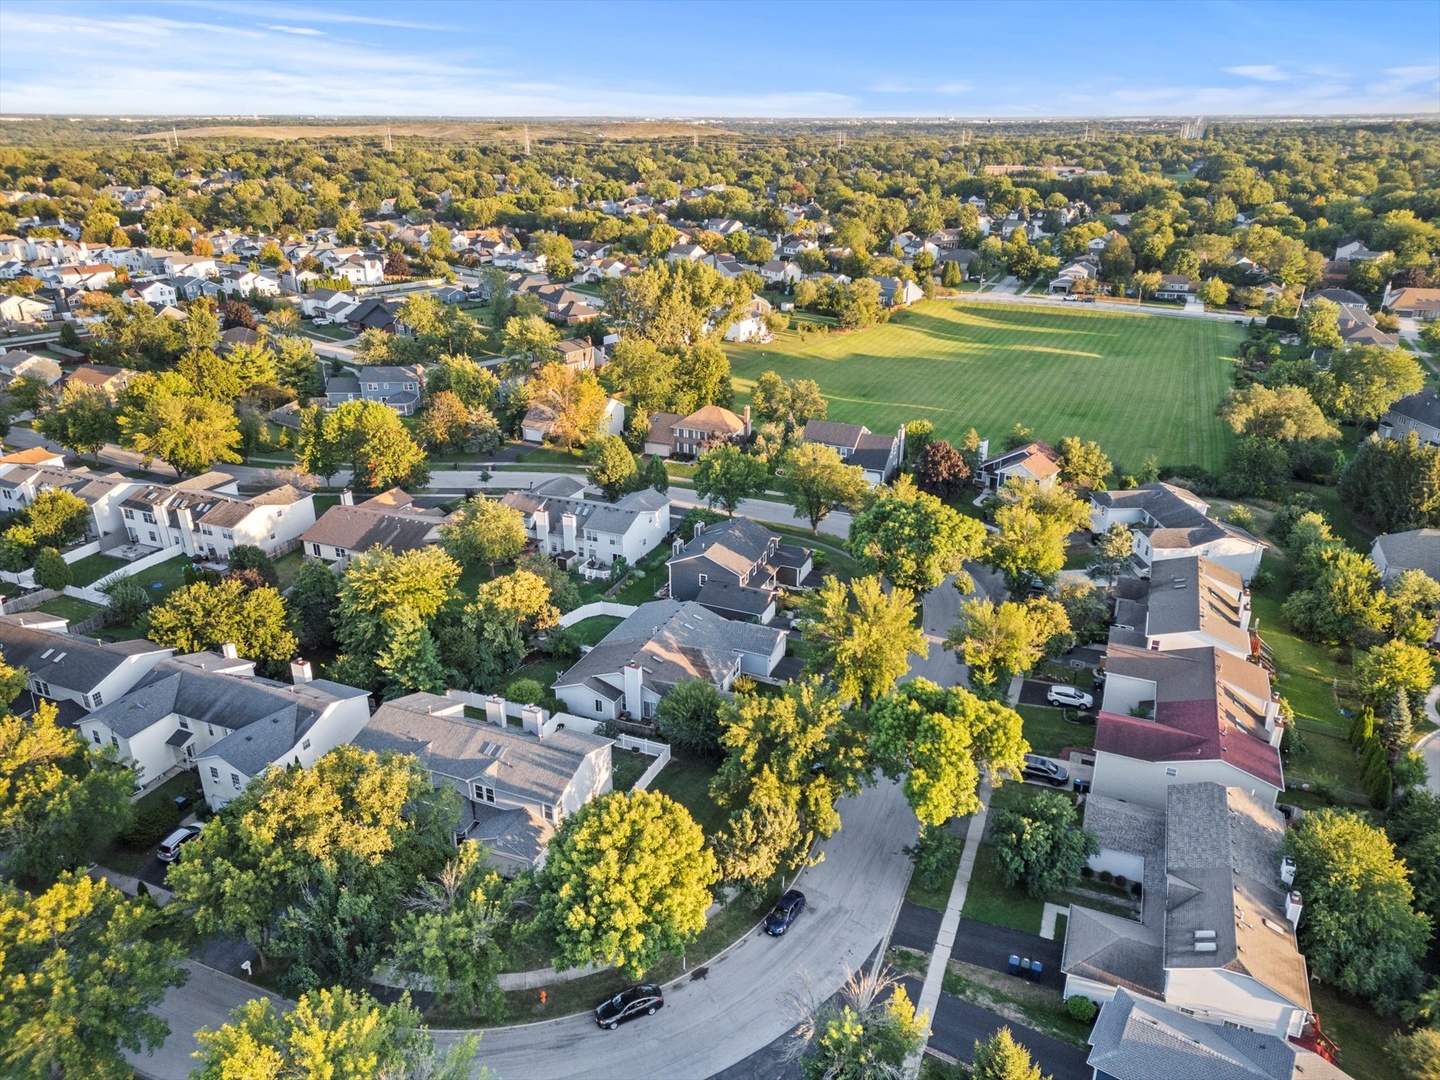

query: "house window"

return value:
[542, 805, 554, 822]
[642, 700, 654, 719]
[301, 738, 311, 751]
[1223, 1021, 1254, 1032]
[33, 679, 49, 696]
[231, 773, 241, 790]
[209, 767, 219, 780]
[475, 785, 496, 803]
[221, 529, 233, 540]
[91, 729, 101, 745]
[595, 699, 603, 712]
[311, 543, 322, 556]
[111, 735, 119, 749]
[1165, 767, 1178, 777]
[91, 691, 102, 706]
[142, 512, 156, 524]
[148, 531, 157, 542]
[367, 383, 378, 391]
[123, 508, 133, 519]
[178, 718, 189, 730]
[335, 548, 347, 558]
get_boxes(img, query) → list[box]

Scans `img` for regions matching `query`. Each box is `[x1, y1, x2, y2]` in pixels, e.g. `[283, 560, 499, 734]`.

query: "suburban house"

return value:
[1381, 284, 1440, 320]
[667, 517, 813, 624]
[130, 279, 177, 308]
[1090, 483, 1266, 584]
[0, 613, 174, 721]
[0, 463, 139, 544]
[1092, 643, 1285, 810]
[500, 476, 671, 576]
[1370, 529, 1440, 584]
[0, 294, 53, 325]
[553, 599, 787, 722]
[1335, 240, 1387, 262]
[873, 276, 924, 307]
[354, 692, 613, 872]
[0, 349, 62, 386]
[521, 395, 624, 444]
[1085, 988, 1345, 1080]
[759, 259, 802, 287]
[1109, 556, 1257, 661]
[721, 295, 775, 343]
[553, 337, 598, 372]
[1063, 783, 1314, 1043]
[1153, 274, 1198, 300]
[301, 489, 447, 563]
[643, 405, 751, 459]
[119, 479, 314, 560]
[1378, 389, 1440, 447]
[978, 440, 1061, 494]
[801, 420, 905, 485]
[65, 364, 138, 399]
[302, 287, 359, 321]
[1049, 259, 1098, 294]
[325, 364, 425, 415]
[81, 651, 369, 805]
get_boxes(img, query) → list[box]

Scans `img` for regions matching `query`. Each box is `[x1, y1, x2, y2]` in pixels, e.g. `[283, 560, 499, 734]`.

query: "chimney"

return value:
[484, 695, 507, 729]
[1285, 890, 1303, 930]
[561, 512, 577, 553]
[521, 704, 544, 737]
[1279, 856, 1297, 886]
[290, 659, 313, 683]
[977, 437, 990, 463]
[1265, 690, 1282, 731]
[220, 642, 238, 659]
[622, 662, 643, 719]
[339, 489, 354, 507]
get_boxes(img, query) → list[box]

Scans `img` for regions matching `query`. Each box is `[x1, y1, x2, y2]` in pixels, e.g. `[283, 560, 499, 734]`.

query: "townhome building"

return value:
[1370, 529, 1440, 585]
[1109, 556, 1257, 660]
[1378, 389, 1440, 447]
[301, 489, 447, 563]
[0, 613, 174, 721]
[500, 476, 670, 576]
[354, 692, 613, 873]
[325, 364, 425, 415]
[667, 517, 812, 623]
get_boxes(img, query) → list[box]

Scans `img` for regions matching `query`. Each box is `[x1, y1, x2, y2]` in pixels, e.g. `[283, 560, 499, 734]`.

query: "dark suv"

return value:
[764, 889, 807, 936]
[1022, 753, 1069, 786]
[595, 983, 663, 1030]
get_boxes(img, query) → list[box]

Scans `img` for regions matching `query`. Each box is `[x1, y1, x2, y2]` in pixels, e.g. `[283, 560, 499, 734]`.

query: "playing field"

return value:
[726, 301, 1244, 472]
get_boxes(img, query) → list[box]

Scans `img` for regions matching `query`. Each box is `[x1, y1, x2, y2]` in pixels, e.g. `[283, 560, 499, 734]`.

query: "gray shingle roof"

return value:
[1086, 989, 1349, 1080]
[0, 617, 171, 697]
[1136, 556, 1250, 654]
[670, 517, 776, 577]
[301, 505, 441, 553]
[1061, 905, 1164, 998]
[353, 692, 610, 806]
[1372, 528, 1440, 581]
[1384, 389, 1440, 431]
[803, 419, 868, 450]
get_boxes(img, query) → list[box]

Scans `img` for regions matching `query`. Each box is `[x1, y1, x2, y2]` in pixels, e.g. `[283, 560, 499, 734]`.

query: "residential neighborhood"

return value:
[2, 14, 1439, 1080]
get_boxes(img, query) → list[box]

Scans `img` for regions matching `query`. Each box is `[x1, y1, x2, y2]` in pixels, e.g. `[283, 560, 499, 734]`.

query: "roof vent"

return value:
[1172, 579, 1187, 589]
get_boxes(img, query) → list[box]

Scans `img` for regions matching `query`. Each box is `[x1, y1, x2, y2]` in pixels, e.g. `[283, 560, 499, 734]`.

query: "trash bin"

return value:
[1019, 958, 1032, 979]
[1073, 778, 1090, 794]
[1029, 961, 1043, 982]
[173, 795, 189, 810]
[1008, 954, 1020, 976]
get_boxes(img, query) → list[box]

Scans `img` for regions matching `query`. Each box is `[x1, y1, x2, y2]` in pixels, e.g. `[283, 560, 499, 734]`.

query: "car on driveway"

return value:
[157, 823, 203, 862]
[595, 983, 663, 1029]
[1046, 684, 1094, 709]
[1022, 753, 1069, 786]
[764, 889, 807, 936]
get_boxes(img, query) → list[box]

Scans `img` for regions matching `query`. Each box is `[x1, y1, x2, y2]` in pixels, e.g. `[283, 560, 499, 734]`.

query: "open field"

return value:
[123, 121, 734, 144]
[726, 301, 1243, 473]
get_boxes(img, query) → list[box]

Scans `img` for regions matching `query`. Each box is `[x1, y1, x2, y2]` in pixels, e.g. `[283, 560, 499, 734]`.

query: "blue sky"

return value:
[1, 0, 1437, 118]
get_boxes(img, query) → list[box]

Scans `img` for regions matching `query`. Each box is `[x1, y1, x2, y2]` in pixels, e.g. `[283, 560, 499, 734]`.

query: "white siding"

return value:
[1090, 751, 1281, 811]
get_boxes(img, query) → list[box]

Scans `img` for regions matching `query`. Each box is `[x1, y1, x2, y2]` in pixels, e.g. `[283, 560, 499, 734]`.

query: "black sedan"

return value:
[764, 889, 807, 936]
[595, 983, 663, 1030]
[1022, 753, 1069, 786]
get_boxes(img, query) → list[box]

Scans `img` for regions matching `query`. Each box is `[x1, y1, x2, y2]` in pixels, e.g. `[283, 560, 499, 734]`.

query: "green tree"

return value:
[1338, 432, 1440, 532]
[653, 678, 727, 756]
[143, 577, 297, 674]
[1386, 569, 1440, 646]
[783, 442, 867, 534]
[1355, 639, 1437, 711]
[797, 575, 927, 708]
[694, 443, 768, 516]
[644, 453, 669, 492]
[1090, 523, 1135, 582]
[332, 546, 460, 692]
[587, 434, 639, 500]
[1387, 790, 1440, 948]
[869, 678, 1028, 826]
[374, 606, 449, 698]
[1217, 384, 1340, 443]
[38, 384, 117, 462]
[537, 790, 716, 979]
[1282, 546, 1387, 645]
[289, 558, 340, 653]
[1055, 437, 1113, 492]
[946, 596, 1071, 691]
[456, 568, 560, 684]
[193, 988, 479, 1080]
[1298, 297, 1344, 348]
[990, 790, 1099, 898]
[304, 399, 429, 491]
[0, 872, 188, 1080]
[849, 475, 987, 594]
[440, 495, 527, 573]
[1314, 346, 1426, 424]
[118, 385, 241, 478]
[795, 966, 928, 1080]
[1198, 276, 1229, 308]
[502, 313, 561, 363]
[985, 481, 1091, 596]
[1388, 1027, 1440, 1080]
[972, 1027, 1048, 1080]
[528, 362, 609, 450]
[0, 700, 134, 886]
[1282, 809, 1431, 1010]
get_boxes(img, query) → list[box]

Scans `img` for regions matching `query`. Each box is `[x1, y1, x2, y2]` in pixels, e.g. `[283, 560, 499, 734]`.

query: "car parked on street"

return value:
[1022, 753, 1070, 786]
[1046, 684, 1094, 709]
[764, 889, 807, 936]
[157, 823, 203, 862]
[595, 984, 663, 1030]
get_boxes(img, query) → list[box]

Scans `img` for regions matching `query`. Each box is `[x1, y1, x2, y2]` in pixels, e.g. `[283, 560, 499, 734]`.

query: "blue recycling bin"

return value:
[1007, 954, 1020, 976]
[1030, 961, 1044, 982]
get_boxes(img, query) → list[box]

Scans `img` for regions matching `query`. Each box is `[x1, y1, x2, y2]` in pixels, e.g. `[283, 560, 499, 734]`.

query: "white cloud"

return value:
[1224, 65, 1288, 82]
[263, 24, 324, 36]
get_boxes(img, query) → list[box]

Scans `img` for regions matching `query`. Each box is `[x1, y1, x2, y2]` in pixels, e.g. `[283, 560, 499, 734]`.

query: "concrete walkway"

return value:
[1039, 903, 1069, 941]
[1419, 686, 1440, 796]
[904, 783, 992, 1077]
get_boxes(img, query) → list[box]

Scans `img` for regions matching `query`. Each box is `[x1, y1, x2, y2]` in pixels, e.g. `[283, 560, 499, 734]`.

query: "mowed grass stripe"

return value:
[726, 301, 1242, 472]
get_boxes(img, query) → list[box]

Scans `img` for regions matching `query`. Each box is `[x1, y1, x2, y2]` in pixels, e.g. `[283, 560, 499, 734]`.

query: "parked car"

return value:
[595, 984, 663, 1030]
[1022, 753, 1069, 786]
[1046, 684, 1094, 709]
[157, 823, 203, 862]
[764, 889, 807, 936]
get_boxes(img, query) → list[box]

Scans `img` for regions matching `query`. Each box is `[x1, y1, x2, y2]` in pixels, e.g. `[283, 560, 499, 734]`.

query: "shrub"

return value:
[32, 546, 72, 591]
[504, 678, 545, 705]
[1113, 875, 1127, 888]
[1080, 866, 1093, 879]
[102, 575, 150, 626]
[1097, 870, 1113, 884]
[1225, 506, 1257, 532]
[904, 825, 964, 891]
[1066, 995, 1098, 1024]
[118, 800, 180, 848]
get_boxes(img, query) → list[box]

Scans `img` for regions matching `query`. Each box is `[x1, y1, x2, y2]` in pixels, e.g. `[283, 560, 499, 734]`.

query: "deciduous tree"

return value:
[797, 575, 927, 707]
[1217, 384, 1340, 443]
[694, 443, 767, 515]
[654, 678, 727, 756]
[783, 442, 867, 533]
[528, 363, 609, 450]
[849, 475, 987, 594]
[985, 480, 1090, 596]
[946, 596, 1071, 691]
[440, 496, 527, 573]
[913, 439, 971, 499]
[990, 789, 1099, 898]
[587, 434, 639, 500]
[143, 577, 297, 674]
[1055, 437, 1113, 492]
[118, 383, 242, 478]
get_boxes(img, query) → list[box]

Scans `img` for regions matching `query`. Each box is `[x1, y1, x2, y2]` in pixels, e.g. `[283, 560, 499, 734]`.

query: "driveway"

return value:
[129, 963, 287, 1079]
[950, 918, 1064, 991]
[1018, 679, 1097, 710]
[1420, 687, 1440, 795]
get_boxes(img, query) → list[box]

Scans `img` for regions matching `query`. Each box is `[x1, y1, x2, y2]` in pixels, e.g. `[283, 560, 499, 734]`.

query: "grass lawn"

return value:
[514, 446, 586, 466]
[647, 753, 725, 836]
[130, 555, 195, 602]
[38, 595, 105, 624]
[1311, 982, 1399, 1080]
[272, 550, 306, 591]
[726, 300, 1242, 472]
[1251, 577, 1349, 730]
[566, 615, 622, 647]
[68, 552, 130, 587]
[302, 323, 356, 342]
[1016, 704, 1096, 758]
[611, 748, 650, 792]
[941, 958, 1094, 1049]
[961, 844, 1047, 933]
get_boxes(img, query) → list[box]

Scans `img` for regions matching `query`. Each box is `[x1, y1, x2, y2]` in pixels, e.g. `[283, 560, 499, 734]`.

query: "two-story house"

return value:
[1370, 528, 1440, 585]
[325, 364, 425, 415]
[119, 478, 314, 560]
[500, 476, 670, 576]
[553, 599, 787, 722]
[0, 613, 174, 722]
[667, 517, 812, 624]
[978, 440, 1061, 494]
[82, 651, 370, 803]
[1090, 483, 1266, 584]
[801, 419, 905, 485]
[643, 405, 751, 459]
[1063, 783, 1313, 1042]
[1092, 643, 1285, 811]
[1109, 556, 1257, 661]
[300, 489, 447, 563]
[1378, 389, 1440, 448]
[354, 692, 613, 873]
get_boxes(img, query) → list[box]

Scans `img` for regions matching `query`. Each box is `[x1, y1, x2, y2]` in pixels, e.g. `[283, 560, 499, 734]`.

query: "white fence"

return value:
[63, 544, 188, 604]
[615, 733, 671, 790]
[557, 601, 637, 628]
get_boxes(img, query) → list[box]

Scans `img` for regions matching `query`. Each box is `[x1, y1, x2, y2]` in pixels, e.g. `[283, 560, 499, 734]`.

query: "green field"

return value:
[726, 301, 1243, 472]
